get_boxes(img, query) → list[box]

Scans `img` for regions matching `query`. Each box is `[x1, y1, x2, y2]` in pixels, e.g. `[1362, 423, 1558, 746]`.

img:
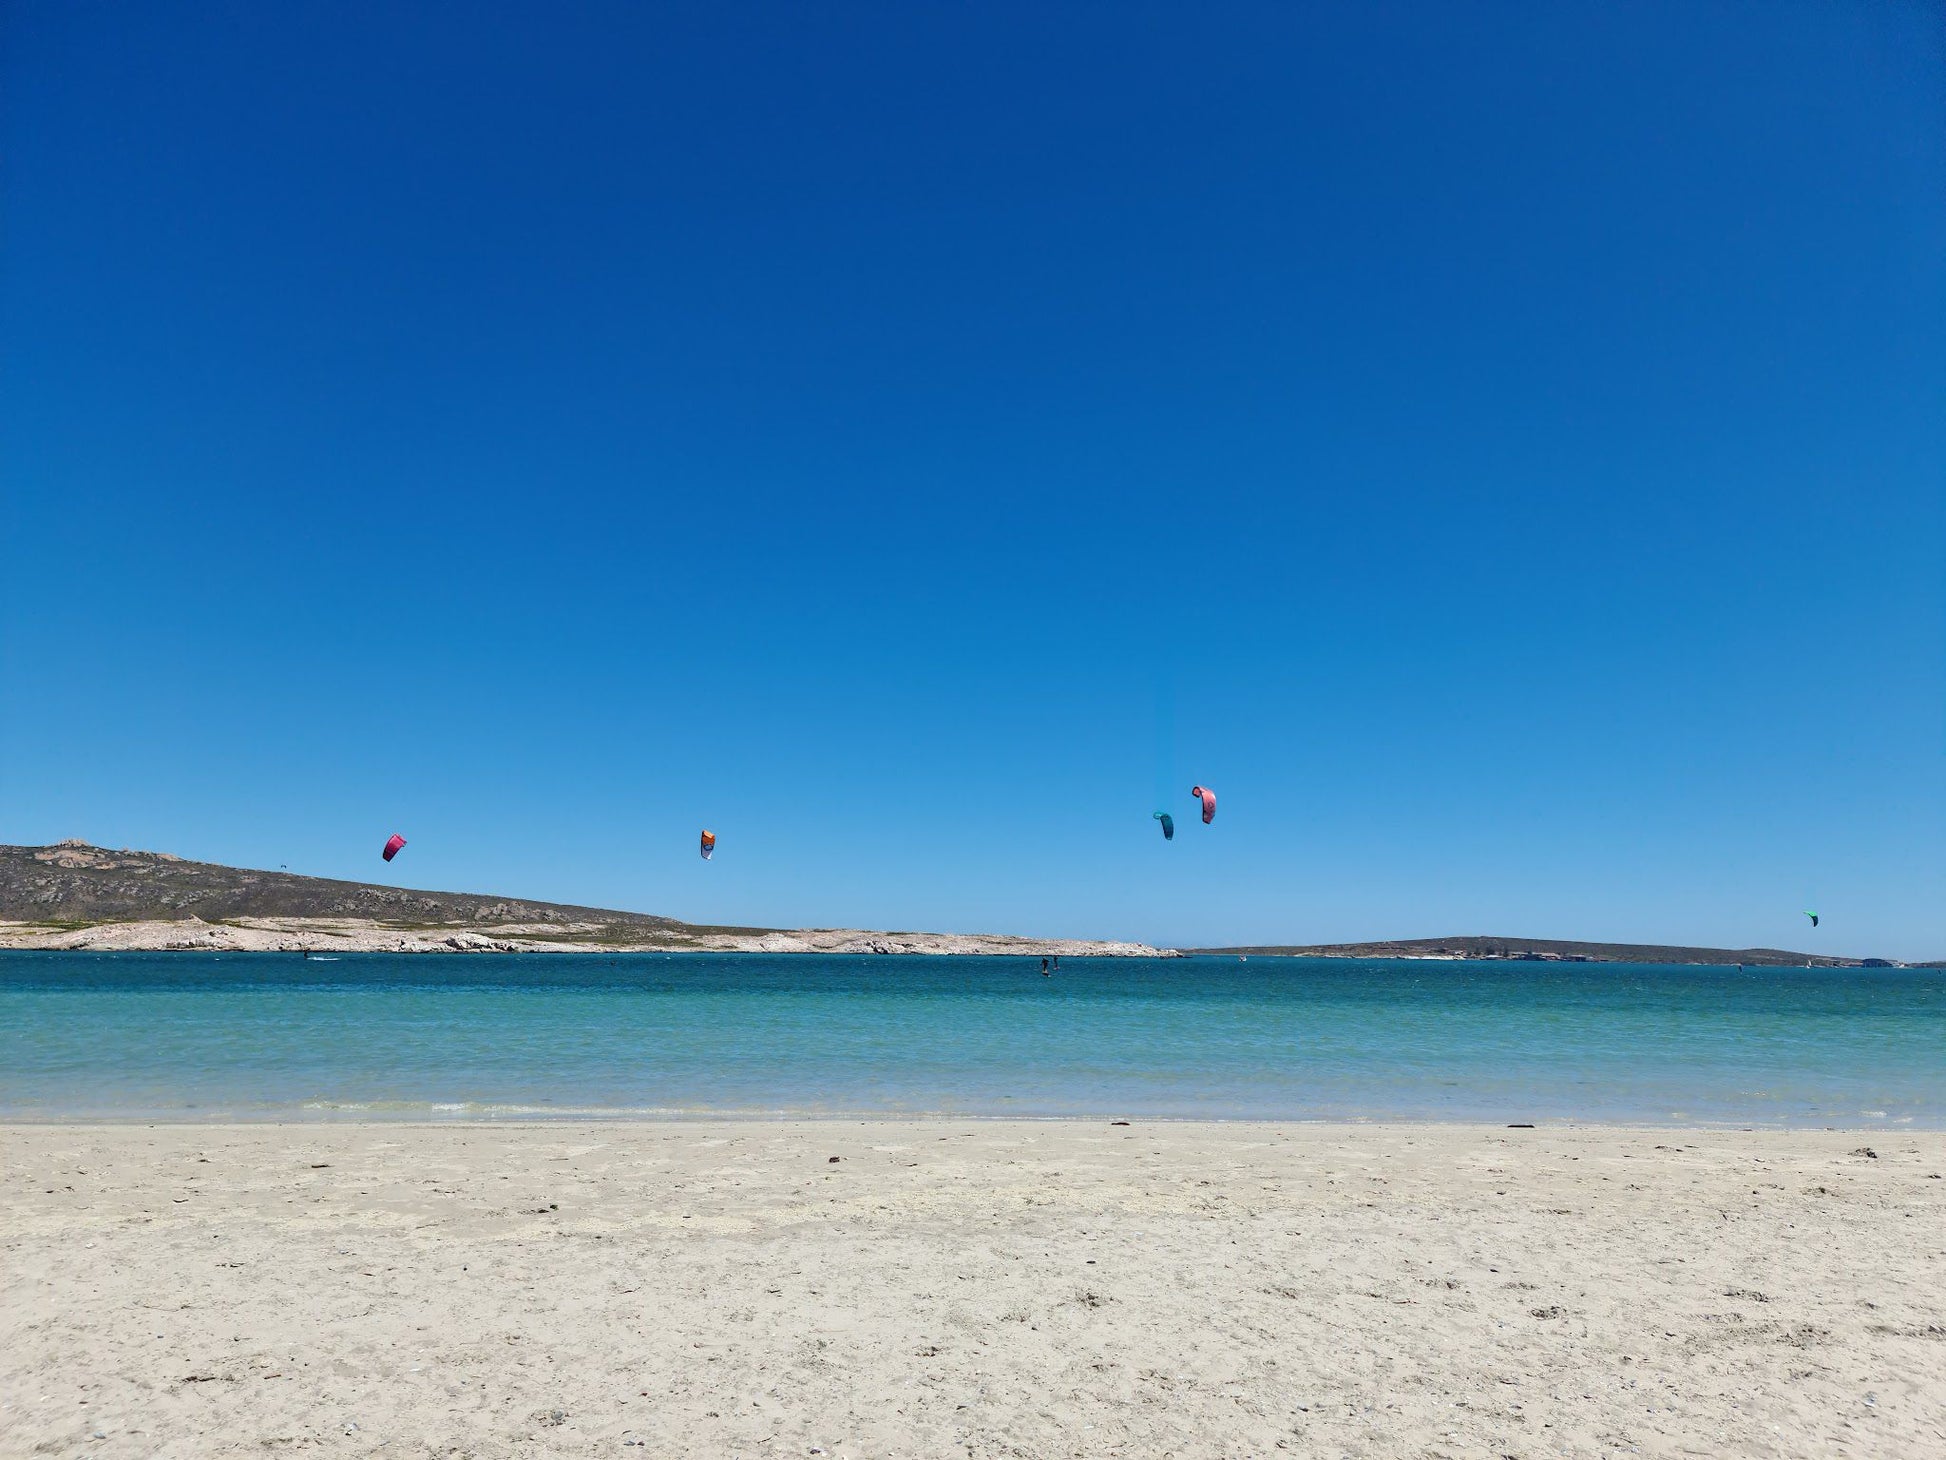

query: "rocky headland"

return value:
[0, 842, 1170, 957]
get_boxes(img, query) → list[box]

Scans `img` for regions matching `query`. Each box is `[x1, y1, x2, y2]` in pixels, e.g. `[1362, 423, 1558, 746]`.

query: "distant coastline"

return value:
[1195, 935, 1935, 969]
[2, 842, 1932, 965]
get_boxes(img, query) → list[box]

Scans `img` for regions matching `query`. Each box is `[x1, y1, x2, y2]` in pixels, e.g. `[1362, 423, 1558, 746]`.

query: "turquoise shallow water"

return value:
[0, 952, 1940, 1125]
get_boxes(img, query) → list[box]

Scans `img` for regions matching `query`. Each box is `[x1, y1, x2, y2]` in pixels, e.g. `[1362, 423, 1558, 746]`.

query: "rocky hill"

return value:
[0, 840, 705, 931]
[0, 842, 1169, 957]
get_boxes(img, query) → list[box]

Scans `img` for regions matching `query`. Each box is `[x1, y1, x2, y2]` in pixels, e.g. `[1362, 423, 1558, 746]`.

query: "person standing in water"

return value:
[1040, 956, 1050, 977]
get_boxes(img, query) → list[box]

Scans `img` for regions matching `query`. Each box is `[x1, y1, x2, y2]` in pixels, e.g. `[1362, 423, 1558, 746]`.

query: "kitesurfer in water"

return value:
[1041, 956, 1050, 977]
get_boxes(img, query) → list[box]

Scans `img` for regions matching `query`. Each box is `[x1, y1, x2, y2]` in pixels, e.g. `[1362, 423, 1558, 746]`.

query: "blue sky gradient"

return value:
[4, 2, 1942, 954]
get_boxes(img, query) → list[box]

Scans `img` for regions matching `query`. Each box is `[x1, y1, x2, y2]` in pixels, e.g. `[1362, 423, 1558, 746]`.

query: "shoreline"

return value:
[3, 1112, 1937, 1131]
[7, 1119, 1942, 1456]
[0, 919, 1175, 957]
[4, 936, 1926, 965]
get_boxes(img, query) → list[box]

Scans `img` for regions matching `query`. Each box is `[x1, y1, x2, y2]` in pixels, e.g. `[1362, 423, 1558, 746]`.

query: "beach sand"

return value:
[4, 1122, 1941, 1458]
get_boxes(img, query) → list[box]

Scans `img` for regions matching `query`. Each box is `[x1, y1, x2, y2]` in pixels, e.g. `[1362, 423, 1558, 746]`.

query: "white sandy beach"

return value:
[4, 1121, 1941, 1458]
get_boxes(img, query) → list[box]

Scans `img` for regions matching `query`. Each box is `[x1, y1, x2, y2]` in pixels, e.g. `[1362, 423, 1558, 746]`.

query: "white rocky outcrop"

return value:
[0, 917, 1175, 957]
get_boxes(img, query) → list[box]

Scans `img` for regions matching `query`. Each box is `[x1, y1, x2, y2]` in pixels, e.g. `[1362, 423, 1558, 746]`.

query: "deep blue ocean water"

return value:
[0, 952, 1940, 1125]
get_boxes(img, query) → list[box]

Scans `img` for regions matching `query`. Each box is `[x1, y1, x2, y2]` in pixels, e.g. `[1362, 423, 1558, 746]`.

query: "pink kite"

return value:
[382, 833, 407, 862]
[1190, 785, 1216, 824]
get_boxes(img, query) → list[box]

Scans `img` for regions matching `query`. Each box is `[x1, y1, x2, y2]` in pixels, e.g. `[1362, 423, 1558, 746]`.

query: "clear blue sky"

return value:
[4, 2, 1942, 955]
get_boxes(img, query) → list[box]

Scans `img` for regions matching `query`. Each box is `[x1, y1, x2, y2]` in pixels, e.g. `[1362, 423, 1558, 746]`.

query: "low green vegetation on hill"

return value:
[0, 840, 763, 937]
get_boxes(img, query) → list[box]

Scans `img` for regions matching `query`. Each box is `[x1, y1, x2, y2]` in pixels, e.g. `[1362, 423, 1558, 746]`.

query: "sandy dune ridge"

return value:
[3, 1122, 1942, 1458]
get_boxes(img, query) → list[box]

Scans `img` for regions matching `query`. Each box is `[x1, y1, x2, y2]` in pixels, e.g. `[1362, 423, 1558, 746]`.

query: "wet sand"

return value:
[4, 1121, 1942, 1457]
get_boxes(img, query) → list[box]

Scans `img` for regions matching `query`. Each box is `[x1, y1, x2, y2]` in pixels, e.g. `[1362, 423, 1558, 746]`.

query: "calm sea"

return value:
[0, 952, 1939, 1126]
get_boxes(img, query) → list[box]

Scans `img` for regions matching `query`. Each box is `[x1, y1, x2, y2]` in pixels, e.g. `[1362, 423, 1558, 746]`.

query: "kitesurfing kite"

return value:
[1190, 785, 1216, 824]
[1154, 811, 1175, 841]
[1804, 910, 1819, 928]
[382, 834, 407, 862]
[700, 829, 716, 861]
